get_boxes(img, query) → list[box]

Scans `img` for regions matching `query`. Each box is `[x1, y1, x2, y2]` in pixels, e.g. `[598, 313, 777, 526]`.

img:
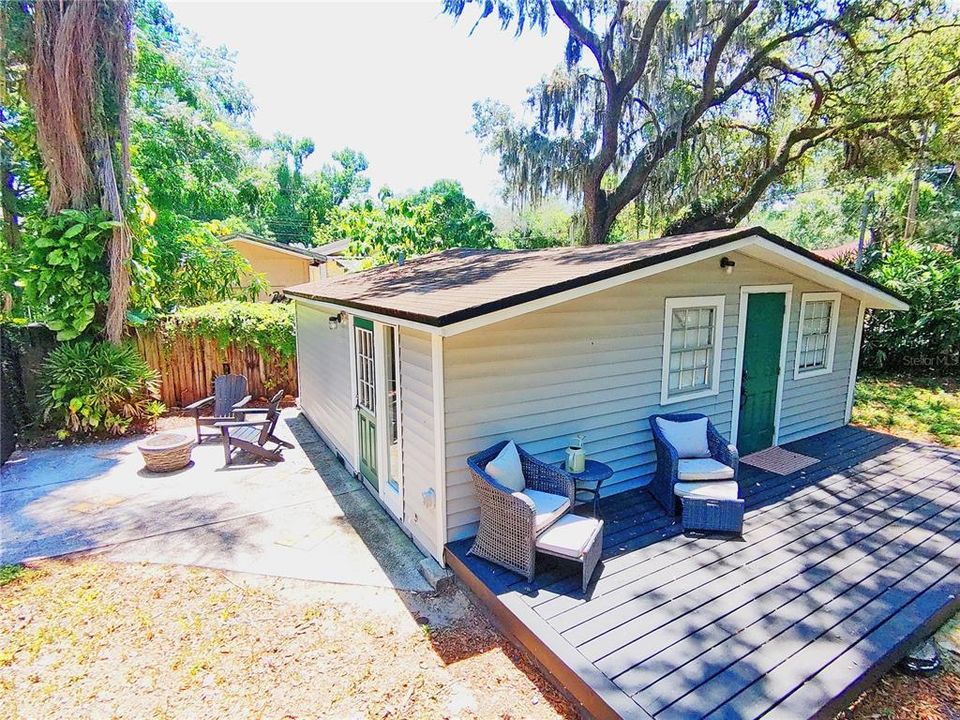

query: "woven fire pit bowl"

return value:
[138, 432, 195, 473]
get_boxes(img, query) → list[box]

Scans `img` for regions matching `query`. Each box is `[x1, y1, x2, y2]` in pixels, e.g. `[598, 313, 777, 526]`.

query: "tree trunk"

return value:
[27, 0, 133, 343]
[582, 181, 613, 245]
[903, 163, 921, 243]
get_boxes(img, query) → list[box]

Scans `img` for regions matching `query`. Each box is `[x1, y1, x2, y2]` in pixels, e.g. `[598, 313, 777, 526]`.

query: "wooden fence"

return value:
[135, 329, 298, 409]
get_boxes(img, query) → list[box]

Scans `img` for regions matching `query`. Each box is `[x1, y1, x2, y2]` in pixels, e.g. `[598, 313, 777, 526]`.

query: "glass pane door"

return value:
[354, 318, 377, 488]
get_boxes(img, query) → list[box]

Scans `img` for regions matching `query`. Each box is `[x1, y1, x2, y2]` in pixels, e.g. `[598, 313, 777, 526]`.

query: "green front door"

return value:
[354, 318, 378, 489]
[737, 292, 786, 455]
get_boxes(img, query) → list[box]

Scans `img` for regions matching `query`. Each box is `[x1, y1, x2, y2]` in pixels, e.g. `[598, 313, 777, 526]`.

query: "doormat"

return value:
[741, 447, 819, 476]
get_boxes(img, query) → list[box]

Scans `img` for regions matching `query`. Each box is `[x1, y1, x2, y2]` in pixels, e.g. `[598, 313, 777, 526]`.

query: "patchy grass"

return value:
[0, 565, 38, 587]
[0, 559, 576, 719]
[852, 374, 960, 447]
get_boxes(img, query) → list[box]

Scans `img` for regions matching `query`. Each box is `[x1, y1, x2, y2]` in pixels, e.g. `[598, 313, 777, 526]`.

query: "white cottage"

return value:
[285, 226, 906, 563]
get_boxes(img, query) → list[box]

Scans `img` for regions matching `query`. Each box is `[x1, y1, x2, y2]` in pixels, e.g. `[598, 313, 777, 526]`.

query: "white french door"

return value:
[352, 317, 403, 521]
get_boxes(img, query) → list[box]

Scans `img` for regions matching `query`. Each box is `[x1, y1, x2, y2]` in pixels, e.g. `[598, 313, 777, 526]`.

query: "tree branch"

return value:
[632, 96, 661, 138]
[616, 1, 669, 96]
[766, 57, 826, 117]
[699, 1, 759, 106]
[550, 0, 603, 70]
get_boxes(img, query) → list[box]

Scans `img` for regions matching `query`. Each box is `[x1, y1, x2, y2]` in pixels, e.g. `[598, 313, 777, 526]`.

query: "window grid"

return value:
[668, 306, 715, 394]
[798, 300, 833, 371]
[355, 326, 375, 413]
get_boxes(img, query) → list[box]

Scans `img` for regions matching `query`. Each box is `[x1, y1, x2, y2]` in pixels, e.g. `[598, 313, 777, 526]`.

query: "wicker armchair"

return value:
[648, 413, 739, 516]
[467, 440, 576, 582]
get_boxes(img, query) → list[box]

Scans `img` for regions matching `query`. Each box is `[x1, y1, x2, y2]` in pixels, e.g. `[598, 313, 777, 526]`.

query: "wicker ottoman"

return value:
[674, 480, 744, 535]
[138, 432, 195, 473]
[535, 515, 603, 592]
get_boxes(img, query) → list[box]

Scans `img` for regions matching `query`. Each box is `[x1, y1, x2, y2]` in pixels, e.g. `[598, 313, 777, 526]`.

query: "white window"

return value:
[794, 291, 841, 379]
[661, 295, 725, 404]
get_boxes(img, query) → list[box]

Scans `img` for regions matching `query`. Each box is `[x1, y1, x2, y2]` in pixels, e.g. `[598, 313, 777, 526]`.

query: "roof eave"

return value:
[286, 228, 907, 335]
[223, 234, 326, 261]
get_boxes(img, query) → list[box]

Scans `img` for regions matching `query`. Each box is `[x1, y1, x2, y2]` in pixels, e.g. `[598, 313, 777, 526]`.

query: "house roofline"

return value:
[222, 233, 326, 262]
[285, 227, 908, 335]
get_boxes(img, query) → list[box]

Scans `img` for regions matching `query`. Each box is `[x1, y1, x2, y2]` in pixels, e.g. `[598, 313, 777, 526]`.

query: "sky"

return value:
[167, 0, 570, 208]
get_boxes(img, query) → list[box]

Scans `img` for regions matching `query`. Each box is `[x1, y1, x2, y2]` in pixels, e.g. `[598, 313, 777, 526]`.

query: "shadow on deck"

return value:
[446, 426, 960, 720]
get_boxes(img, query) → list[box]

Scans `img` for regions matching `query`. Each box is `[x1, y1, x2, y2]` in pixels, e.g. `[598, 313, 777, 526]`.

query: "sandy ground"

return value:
[0, 558, 578, 720]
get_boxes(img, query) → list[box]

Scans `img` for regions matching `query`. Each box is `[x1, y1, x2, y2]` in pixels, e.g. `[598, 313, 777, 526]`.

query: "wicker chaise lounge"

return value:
[648, 412, 740, 517]
[468, 441, 602, 590]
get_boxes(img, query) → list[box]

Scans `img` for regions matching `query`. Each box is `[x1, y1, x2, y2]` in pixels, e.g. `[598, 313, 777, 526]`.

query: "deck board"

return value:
[445, 428, 960, 719]
[524, 431, 905, 608]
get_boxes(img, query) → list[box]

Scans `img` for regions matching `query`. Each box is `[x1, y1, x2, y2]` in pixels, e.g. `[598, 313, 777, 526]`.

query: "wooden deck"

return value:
[445, 427, 960, 720]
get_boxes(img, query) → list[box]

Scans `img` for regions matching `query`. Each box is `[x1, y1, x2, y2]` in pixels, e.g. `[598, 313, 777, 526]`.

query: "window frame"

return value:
[793, 291, 841, 380]
[660, 295, 726, 405]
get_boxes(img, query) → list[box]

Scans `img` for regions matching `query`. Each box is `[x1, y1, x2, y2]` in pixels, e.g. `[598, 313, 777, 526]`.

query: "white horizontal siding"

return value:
[442, 251, 859, 543]
[778, 293, 858, 443]
[399, 328, 440, 560]
[295, 302, 355, 469]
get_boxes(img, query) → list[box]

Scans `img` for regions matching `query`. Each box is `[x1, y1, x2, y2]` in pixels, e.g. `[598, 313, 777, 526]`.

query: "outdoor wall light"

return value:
[328, 311, 346, 330]
[720, 256, 736, 274]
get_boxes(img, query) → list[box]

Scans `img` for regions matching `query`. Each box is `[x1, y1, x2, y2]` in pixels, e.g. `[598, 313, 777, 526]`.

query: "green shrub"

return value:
[40, 341, 164, 437]
[153, 300, 296, 359]
[860, 241, 960, 373]
[17, 208, 116, 341]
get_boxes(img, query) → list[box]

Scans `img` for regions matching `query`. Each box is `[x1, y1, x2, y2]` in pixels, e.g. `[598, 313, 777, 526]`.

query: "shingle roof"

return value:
[312, 238, 352, 256]
[284, 226, 905, 326]
[813, 241, 861, 261]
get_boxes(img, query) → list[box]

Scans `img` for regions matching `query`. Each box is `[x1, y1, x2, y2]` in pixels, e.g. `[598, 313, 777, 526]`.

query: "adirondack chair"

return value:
[216, 389, 293, 466]
[184, 373, 251, 444]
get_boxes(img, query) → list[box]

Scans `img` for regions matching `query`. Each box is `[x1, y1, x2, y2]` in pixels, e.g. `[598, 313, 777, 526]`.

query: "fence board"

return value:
[135, 330, 297, 408]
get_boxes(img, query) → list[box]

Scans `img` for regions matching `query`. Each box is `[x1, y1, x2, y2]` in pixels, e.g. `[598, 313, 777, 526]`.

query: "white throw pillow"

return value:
[656, 417, 711, 459]
[485, 441, 526, 492]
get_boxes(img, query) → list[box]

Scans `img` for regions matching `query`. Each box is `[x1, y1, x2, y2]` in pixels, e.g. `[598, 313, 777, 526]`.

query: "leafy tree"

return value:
[3, 0, 278, 330]
[494, 201, 575, 248]
[448, 0, 960, 244]
[147, 218, 267, 312]
[753, 171, 942, 251]
[754, 188, 857, 250]
[319, 180, 495, 266]
[266, 138, 370, 245]
[22, 0, 137, 341]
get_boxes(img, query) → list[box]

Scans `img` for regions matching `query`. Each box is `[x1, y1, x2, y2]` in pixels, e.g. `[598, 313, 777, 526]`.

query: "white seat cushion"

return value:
[516, 488, 570, 533]
[656, 417, 710, 458]
[486, 441, 525, 492]
[673, 480, 739, 500]
[677, 458, 735, 481]
[536, 514, 603, 558]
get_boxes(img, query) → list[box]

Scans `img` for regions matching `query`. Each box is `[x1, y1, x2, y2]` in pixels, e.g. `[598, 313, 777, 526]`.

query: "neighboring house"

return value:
[285, 226, 907, 563]
[223, 233, 353, 298]
[813, 240, 861, 263]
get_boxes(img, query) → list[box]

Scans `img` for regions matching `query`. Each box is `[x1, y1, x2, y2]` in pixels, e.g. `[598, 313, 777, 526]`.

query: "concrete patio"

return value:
[0, 410, 430, 592]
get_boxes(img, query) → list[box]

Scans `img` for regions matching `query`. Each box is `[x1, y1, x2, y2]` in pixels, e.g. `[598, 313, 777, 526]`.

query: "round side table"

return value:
[558, 459, 614, 517]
